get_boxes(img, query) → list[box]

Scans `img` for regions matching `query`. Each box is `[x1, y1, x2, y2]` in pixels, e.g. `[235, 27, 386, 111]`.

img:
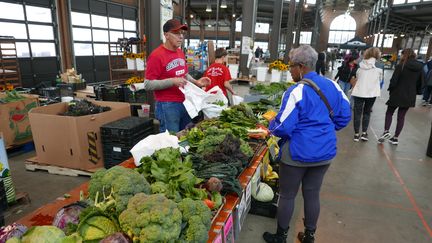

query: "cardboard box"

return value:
[29, 101, 131, 171]
[0, 94, 39, 148]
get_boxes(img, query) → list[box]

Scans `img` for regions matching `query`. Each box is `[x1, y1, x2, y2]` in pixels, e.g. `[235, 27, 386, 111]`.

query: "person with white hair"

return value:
[263, 45, 351, 243]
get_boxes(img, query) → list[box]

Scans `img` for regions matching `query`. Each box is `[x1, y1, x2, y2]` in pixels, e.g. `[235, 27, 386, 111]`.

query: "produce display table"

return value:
[16, 145, 268, 242]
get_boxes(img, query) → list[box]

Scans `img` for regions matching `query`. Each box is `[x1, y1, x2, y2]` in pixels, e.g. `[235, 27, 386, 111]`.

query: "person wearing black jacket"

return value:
[377, 48, 424, 145]
[334, 56, 358, 96]
[315, 52, 326, 76]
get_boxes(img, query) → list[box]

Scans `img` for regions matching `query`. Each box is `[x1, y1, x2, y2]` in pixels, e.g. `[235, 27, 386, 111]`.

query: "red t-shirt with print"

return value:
[145, 45, 188, 102]
[204, 63, 232, 96]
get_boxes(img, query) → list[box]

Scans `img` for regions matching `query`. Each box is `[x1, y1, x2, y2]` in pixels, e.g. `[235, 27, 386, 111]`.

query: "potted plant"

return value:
[268, 60, 288, 83]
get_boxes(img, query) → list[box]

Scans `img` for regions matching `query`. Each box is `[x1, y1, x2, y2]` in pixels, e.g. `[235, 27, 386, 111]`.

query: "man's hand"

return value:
[172, 77, 187, 87]
[195, 77, 211, 87]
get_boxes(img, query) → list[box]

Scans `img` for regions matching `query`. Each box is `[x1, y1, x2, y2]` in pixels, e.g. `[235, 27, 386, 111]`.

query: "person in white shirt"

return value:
[351, 47, 383, 142]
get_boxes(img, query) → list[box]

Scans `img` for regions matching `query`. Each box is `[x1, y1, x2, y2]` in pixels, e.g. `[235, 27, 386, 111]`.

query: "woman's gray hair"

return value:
[289, 45, 318, 69]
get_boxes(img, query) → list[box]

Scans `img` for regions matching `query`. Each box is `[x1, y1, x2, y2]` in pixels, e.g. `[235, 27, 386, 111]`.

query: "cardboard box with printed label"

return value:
[29, 101, 131, 171]
[0, 94, 39, 148]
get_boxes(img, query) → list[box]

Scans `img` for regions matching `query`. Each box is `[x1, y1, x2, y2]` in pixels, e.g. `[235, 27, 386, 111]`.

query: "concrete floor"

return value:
[4, 68, 432, 242]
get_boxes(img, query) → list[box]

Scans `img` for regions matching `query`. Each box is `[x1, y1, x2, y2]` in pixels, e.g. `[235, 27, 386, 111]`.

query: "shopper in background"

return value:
[315, 52, 326, 76]
[421, 58, 432, 106]
[378, 48, 424, 145]
[263, 45, 351, 243]
[143, 19, 210, 133]
[203, 48, 235, 97]
[334, 56, 358, 96]
[351, 47, 383, 142]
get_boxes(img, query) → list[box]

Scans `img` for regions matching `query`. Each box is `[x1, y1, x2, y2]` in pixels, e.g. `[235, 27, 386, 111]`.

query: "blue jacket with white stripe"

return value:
[269, 71, 351, 162]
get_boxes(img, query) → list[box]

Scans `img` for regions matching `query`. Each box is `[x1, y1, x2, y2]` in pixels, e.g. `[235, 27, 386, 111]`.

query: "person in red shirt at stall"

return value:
[204, 48, 235, 97]
[143, 19, 210, 132]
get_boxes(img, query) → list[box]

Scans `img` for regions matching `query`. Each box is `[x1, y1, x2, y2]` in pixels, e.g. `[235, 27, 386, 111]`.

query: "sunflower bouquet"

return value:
[125, 76, 144, 85]
[268, 59, 289, 72]
[123, 52, 146, 59]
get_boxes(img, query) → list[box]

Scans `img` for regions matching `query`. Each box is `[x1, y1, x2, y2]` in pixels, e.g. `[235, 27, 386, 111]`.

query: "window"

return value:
[109, 17, 123, 30]
[93, 44, 109, 56]
[31, 43, 56, 57]
[92, 15, 108, 28]
[419, 37, 430, 54]
[328, 14, 356, 44]
[407, 0, 420, 2]
[28, 25, 54, 40]
[71, 12, 90, 26]
[74, 43, 93, 56]
[216, 40, 230, 48]
[0, 2, 24, 20]
[26, 6, 52, 23]
[256, 23, 269, 34]
[15, 42, 30, 57]
[236, 21, 242, 32]
[71, 10, 138, 58]
[254, 42, 268, 52]
[393, 0, 405, 4]
[299, 31, 312, 44]
[0, 22, 27, 39]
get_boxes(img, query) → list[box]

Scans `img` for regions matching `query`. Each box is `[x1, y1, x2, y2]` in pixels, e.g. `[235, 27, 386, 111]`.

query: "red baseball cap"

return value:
[163, 19, 188, 33]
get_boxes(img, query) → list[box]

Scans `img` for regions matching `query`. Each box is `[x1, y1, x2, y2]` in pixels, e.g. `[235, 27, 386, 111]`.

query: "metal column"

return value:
[145, 0, 161, 54]
[284, 0, 296, 63]
[294, 0, 304, 47]
[311, 0, 321, 49]
[239, 0, 257, 76]
[229, 2, 236, 48]
[380, 0, 392, 51]
[269, 0, 283, 61]
[215, 0, 220, 47]
[200, 19, 205, 42]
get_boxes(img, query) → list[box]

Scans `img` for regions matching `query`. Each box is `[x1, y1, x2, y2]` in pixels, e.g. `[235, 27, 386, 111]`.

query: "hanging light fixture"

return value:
[206, 2, 212, 12]
[221, 0, 228, 8]
[304, 0, 308, 8]
[190, 14, 194, 18]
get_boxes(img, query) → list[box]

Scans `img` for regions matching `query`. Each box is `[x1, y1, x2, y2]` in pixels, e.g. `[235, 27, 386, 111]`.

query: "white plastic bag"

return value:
[232, 95, 244, 105]
[181, 83, 228, 118]
[180, 82, 208, 118]
[130, 131, 179, 166]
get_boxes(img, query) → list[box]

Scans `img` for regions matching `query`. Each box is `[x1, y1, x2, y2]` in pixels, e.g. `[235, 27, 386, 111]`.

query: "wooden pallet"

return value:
[25, 157, 94, 177]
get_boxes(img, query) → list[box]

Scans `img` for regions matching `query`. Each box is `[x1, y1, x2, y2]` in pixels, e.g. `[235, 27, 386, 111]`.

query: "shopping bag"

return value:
[180, 82, 208, 118]
[232, 95, 244, 105]
[130, 131, 179, 166]
[201, 86, 228, 118]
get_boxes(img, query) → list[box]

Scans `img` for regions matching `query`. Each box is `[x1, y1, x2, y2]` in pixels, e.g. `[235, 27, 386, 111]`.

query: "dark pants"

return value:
[277, 163, 330, 231]
[353, 97, 376, 134]
[385, 106, 409, 137]
[423, 86, 432, 103]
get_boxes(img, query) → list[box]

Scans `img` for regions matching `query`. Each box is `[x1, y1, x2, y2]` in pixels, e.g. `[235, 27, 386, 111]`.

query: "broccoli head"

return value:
[177, 198, 212, 243]
[88, 166, 151, 213]
[119, 193, 182, 243]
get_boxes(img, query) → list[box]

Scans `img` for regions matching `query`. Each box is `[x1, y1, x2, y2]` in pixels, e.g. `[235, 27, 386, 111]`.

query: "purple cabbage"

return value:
[100, 233, 132, 243]
[52, 201, 87, 231]
[0, 223, 28, 243]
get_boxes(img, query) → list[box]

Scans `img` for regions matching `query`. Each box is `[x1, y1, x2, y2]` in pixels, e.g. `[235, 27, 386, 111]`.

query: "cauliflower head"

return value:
[177, 198, 212, 243]
[88, 166, 151, 212]
[119, 193, 182, 243]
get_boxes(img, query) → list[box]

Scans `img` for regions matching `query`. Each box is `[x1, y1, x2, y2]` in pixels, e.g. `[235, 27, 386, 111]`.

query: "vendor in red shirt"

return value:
[204, 48, 235, 97]
[143, 19, 210, 132]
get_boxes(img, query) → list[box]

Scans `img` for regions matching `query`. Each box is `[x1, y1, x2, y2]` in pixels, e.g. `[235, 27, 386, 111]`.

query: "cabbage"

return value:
[252, 182, 274, 202]
[52, 202, 87, 232]
[0, 223, 28, 243]
[100, 233, 132, 243]
[21, 226, 65, 243]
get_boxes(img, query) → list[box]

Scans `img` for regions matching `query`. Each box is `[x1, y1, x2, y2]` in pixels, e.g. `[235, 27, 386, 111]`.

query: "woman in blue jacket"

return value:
[263, 45, 351, 243]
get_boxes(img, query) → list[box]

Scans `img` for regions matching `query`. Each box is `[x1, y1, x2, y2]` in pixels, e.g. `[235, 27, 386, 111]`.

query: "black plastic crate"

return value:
[104, 157, 126, 169]
[249, 197, 278, 218]
[101, 117, 153, 140]
[57, 82, 86, 92]
[102, 126, 153, 146]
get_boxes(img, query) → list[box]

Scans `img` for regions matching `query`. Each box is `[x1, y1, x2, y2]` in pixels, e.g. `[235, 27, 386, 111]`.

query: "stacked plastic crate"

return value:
[101, 117, 155, 168]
